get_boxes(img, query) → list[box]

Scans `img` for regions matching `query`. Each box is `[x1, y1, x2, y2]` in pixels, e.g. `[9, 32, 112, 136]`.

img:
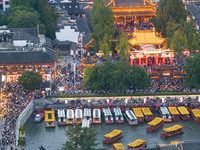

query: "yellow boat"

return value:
[160, 125, 184, 138]
[146, 117, 164, 131]
[191, 109, 200, 123]
[127, 139, 147, 149]
[113, 143, 125, 150]
[177, 106, 190, 121]
[93, 109, 101, 124]
[141, 107, 153, 121]
[103, 129, 122, 144]
[133, 108, 144, 122]
[66, 109, 75, 125]
[45, 111, 56, 127]
[168, 107, 180, 121]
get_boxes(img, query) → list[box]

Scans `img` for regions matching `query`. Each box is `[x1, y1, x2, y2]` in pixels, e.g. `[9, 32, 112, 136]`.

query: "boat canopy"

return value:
[148, 117, 163, 126]
[126, 110, 137, 120]
[84, 108, 91, 117]
[142, 107, 153, 116]
[58, 109, 65, 118]
[127, 139, 146, 148]
[160, 107, 170, 115]
[104, 130, 122, 138]
[133, 108, 144, 118]
[45, 111, 55, 122]
[67, 109, 74, 119]
[113, 143, 125, 149]
[81, 119, 90, 128]
[163, 125, 183, 133]
[93, 109, 100, 119]
[168, 107, 180, 115]
[192, 109, 200, 118]
[177, 107, 190, 115]
[113, 107, 123, 116]
[103, 108, 112, 117]
[75, 109, 83, 119]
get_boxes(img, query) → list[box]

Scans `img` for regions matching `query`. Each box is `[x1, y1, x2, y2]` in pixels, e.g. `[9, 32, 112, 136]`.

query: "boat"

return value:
[66, 109, 75, 125]
[160, 124, 184, 138]
[141, 107, 153, 121]
[84, 108, 92, 123]
[146, 117, 164, 132]
[75, 109, 83, 124]
[103, 129, 122, 144]
[57, 109, 67, 126]
[93, 109, 101, 124]
[81, 119, 90, 128]
[45, 111, 56, 127]
[34, 110, 44, 123]
[113, 107, 124, 124]
[168, 107, 180, 121]
[113, 143, 125, 150]
[177, 106, 190, 121]
[124, 110, 138, 125]
[133, 108, 145, 122]
[103, 108, 114, 124]
[191, 109, 200, 123]
[127, 139, 147, 149]
[160, 107, 172, 122]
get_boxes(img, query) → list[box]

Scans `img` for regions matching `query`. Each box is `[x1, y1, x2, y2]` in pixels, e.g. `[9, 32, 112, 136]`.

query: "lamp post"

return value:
[71, 61, 78, 89]
[79, 32, 85, 59]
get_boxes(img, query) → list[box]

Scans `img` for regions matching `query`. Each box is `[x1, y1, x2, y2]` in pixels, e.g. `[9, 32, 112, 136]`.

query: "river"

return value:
[24, 112, 200, 150]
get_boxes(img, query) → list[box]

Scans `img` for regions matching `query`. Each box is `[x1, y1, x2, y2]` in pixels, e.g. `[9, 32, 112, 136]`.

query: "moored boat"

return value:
[141, 107, 153, 122]
[57, 109, 67, 126]
[191, 109, 200, 123]
[160, 107, 172, 122]
[168, 107, 180, 121]
[113, 143, 125, 150]
[84, 108, 92, 123]
[75, 109, 83, 124]
[127, 139, 147, 149]
[146, 117, 164, 132]
[103, 108, 114, 124]
[133, 108, 144, 122]
[103, 129, 122, 144]
[34, 110, 44, 123]
[124, 110, 138, 125]
[81, 119, 90, 128]
[160, 124, 184, 138]
[113, 107, 124, 124]
[66, 109, 75, 125]
[93, 109, 101, 124]
[45, 111, 56, 127]
[177, 106, 190, 121]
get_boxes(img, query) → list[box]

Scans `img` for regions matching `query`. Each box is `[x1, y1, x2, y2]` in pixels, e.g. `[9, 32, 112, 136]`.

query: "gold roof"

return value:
[45, 111, 55, 122]
[147, 117, 163, 126]
[141, 107, 153, 116]
[168, 107, 180, 115]
[163, 125, 183, 133]
[177, 106, 190, 115]
[113, 143, 125, 149]
[133, 108, 144, 118]
[127, 139, 146, 148]
[104, 129, 122, 138]
[192, 109, 200, 118]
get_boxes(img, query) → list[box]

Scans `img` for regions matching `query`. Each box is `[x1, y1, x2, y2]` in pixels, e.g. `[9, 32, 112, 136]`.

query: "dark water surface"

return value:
[24, 113, 200, 150]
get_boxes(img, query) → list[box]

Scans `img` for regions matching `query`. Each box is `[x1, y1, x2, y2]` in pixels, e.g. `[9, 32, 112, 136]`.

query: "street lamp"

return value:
[79, 32, 85, 59]
[71, 61, 78, 89]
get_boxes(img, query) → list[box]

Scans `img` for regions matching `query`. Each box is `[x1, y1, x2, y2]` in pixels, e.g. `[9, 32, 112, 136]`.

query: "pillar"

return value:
[155, 54, 158, 65]
[162, 57, 165, 65]
[170, 54, 173, 64]
[124, 16, 126, 25]
[131, 58, 133, 67]
[139, 58, 141, 66]
[145, 56, 148, 66]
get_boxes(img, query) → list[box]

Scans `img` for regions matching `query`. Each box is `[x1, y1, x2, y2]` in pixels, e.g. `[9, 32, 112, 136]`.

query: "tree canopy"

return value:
[18, 71, 43, 91]
[84, 61, 150, 91]
[91, 0, 115, 51]
[183, 54, 200, 89]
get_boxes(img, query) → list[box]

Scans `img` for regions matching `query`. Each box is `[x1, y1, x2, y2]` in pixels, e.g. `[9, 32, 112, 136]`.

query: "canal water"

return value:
[24, 112, 200, 150]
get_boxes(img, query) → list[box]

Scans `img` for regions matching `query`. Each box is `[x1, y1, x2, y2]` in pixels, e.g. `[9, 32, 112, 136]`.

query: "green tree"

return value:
[0, 14, 8, 26]
[99, 33, 112, 58]
[91, 0, 115, 51]
[59, 123, 105, 150]
[10, 0, 31, 8]
[116, 30, 131, 61]
[183, 53, 200, 89]
[18, 71, 42, 91]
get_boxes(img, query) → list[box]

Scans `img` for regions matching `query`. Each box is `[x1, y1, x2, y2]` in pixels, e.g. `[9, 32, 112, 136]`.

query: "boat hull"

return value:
[172, 115, 180, 121]
[34, 113, 44, 123]
[146, 121, 164, 132]
[160, 129, 184, 138]
[145, 116, 153, 122]
[191, 113, 200, 124]
[180, 115, 190, 121]
[124, 114, 138, 126]
[103, 134, 122, 144]
[58, 122, 67, 126]
[127, 141, 147, 149]
[115, 119, 124, 124]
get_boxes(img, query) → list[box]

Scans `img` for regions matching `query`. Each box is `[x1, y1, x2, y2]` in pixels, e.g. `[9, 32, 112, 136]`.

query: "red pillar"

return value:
[145, 57, 148, 66]
[162, 57, 165, 65]
[131, 58, 133, 67]
[170, 54, 173, 64]
[155, 54, 158, 65]
[139, 58, 141, 66]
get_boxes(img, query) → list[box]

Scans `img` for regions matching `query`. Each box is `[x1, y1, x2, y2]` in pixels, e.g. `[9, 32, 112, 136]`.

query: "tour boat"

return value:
[57, 109, 67, 126]
[146, 117, 164, 132]
[93, 108, 101, 124]
[81, 119, 90, 128]
[34, 110, 44, 123]
[160, 124, 184, 138]
[124, 110, 138, 125]
[113, 143, 125, 150]
[133, 108, 145, 122]
[191, 109, 200, 123]
[103, 129, 122, 144]
[127, 139, 147, 149]
[177, 106, 190, 121]
[168, 107, 180, 121]
[103, 108, 114, 124]
[75, 109, 83, 124]
[66, 109, 75, 125]
[84, 108, 92, 123]
[113, 107, 124, 124]
[160, 107, 172, 122]
[45, 111, 56, 127]
[141, 107, 153, 122]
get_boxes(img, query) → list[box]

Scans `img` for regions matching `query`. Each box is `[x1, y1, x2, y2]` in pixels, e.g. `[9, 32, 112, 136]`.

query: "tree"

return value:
[18, 71, 43, 91]
[183, 53, 200, 89]
[99, 33, 112, 58]
[59, 123, 105, 150]
[91, 0, 115, 51]
[10, 0, 31, 8]
[116, 30, 131, 61]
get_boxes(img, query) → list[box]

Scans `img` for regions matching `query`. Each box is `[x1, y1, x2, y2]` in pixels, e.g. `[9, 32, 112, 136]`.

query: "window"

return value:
[69, 5, 71, 8]
[5, 1, 9, 5]
[75, 5, 78, 8]
[63, 6, 65, 9]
